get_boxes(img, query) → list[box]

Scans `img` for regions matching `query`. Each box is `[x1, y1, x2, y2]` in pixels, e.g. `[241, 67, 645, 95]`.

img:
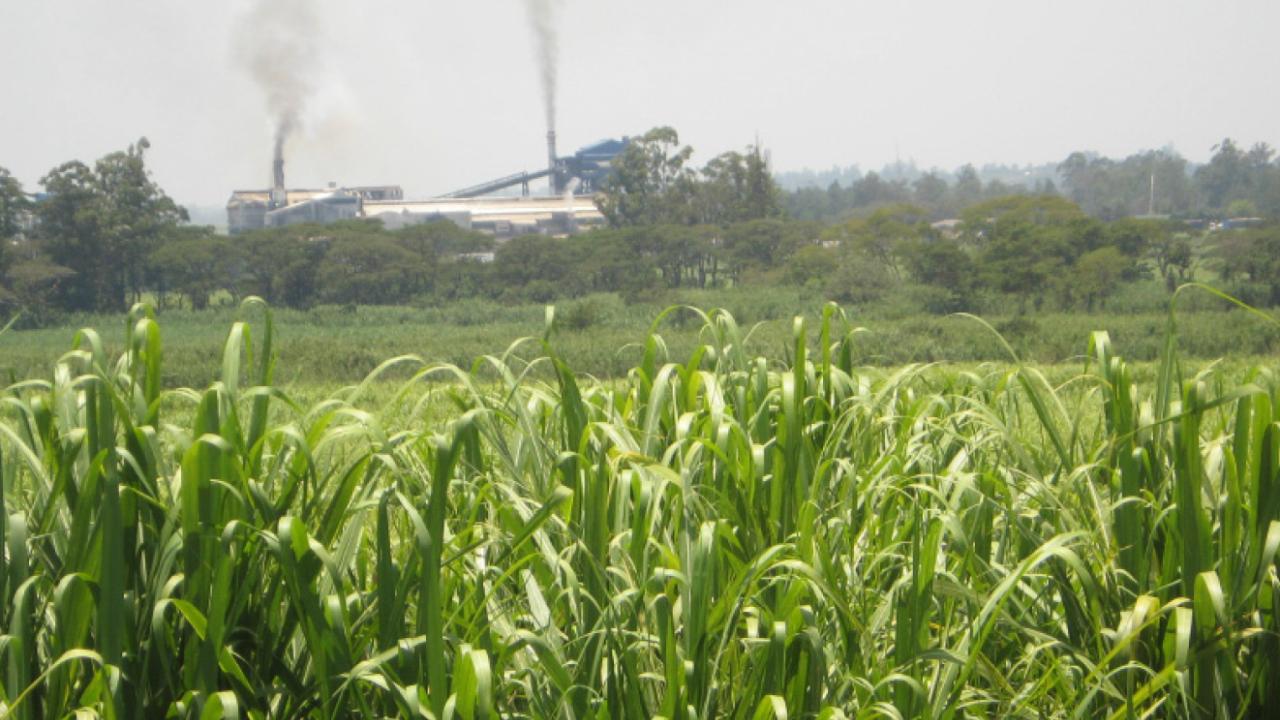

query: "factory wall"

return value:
[266, 196, 361, 228]
[363, 196, 605, 239]
[228, 203, 268, 235]
[228, 187, 402, 234]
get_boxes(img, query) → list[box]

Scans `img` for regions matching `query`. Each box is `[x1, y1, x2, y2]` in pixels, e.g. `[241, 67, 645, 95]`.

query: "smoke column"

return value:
[234, 0, 321, 189]
[525, 0, 559, 130]
[525, 0, 560, 193]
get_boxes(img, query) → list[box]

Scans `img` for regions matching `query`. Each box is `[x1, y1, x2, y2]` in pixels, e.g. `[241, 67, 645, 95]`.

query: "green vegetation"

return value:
[787, 138, 1280, 222]
[4, 131, 1280, 329]
[2, 286, 1279, 389]
[3, 129, 1280, 716]
[1, 297, 1279, 717]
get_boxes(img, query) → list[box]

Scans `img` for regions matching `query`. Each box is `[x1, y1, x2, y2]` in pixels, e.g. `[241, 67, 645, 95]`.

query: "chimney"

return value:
[270, 154, 287, 210]
[547, 130, 559, 195]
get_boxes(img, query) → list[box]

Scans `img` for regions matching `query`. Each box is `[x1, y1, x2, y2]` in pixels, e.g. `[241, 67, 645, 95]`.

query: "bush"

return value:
[909, 284, 974, 315]
[561, 298, 604, 332]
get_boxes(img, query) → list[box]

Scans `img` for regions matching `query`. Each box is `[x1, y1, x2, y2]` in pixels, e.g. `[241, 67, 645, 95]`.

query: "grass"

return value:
[1, 294, 1279, 717]
[2, 285, 1278, 388]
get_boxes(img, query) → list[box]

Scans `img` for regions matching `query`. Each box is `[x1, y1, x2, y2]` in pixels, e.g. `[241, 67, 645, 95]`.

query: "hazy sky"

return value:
[3, 0, 1278, 206]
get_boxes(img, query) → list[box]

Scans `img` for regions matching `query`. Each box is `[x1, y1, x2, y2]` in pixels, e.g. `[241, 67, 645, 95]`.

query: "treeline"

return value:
[787, 139, 1280, 223]
[150, 219, 494, 310]
[56, 196, 1271, 318]
[487, 197, 1202, 313]
[1, 140, 188, 320]
[4, 131, 1280, 324]
[788, 165, 1059, 222]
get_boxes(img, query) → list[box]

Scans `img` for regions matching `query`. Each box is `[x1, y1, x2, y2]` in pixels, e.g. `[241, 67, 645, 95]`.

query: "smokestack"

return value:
[547, 129, 559, 196]
[270, 131, 287, 209]
[236, 0, 318, 212]
[525, 0, 560, 196]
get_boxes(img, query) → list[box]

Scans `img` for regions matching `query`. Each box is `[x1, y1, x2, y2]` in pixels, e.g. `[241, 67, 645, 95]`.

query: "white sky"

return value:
[2, 0, 1278, 206]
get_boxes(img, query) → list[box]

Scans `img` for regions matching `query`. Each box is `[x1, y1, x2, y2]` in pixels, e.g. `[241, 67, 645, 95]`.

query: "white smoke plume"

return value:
[525, 0, 559, 131]
[233, 0, 321, 186]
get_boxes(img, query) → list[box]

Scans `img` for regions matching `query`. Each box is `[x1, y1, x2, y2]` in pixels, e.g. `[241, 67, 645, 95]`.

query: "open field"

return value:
[1, 298, 1279, 717]
[3, 285, 1279, 388]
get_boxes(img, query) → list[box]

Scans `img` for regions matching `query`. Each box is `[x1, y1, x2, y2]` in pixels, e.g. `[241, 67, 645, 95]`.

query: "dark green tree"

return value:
[904, 240, 974, 295]
[1059, 148, 1191, 219]
[697, 146, 782, 226]
[596, 127, 697, 227]
[1106, 217, 1166, 259]
[1212, 225, 1280, 302]
[1195, 139, 1248, 213]
[952, 165, 984, 208]
[394, 219, 494, 296]
[1149, 232, 1194, 290]
[493, 235, 584, 300]
[318, 235, 424, 305]
[824, 205, 930, 281]
[0, 166, 29, 242]
[849, 172, 911, 208]
[1068, 246, 1126, 311]
[236, 228, 327, 309]
[37, 139, 186, 312]
[36, 161, 101, 311]
[912, 172, 949, 211]
[621, 225, 710, 288]
[824, 243, 898, 304]
[148, 226, 239, 309]
[95, 139, 188, 304]
[962, 195, 1091, 311]
[784, 244, 837, 287]
[0, 241, 74, 323]
[721, 219, 816, 282]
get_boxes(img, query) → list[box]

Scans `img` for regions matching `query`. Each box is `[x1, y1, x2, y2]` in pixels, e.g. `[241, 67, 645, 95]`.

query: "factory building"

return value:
[227, 185, 403, 235]
[225, 137, 628, 238]
[363, 195, 605, 239]
[441, 137, 629, 200]
[561, 138, 628, 194]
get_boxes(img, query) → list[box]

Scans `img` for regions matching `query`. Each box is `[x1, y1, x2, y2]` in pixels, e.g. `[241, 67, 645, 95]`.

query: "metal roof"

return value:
[363, 195, 603, 222]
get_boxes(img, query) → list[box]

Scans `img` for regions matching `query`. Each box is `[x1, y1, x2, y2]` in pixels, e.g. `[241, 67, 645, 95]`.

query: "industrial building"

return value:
[440, 137, 629, 200]
[227, 185, 403, 235]
[364, 195, 605, 238]
[226, 137, 628, 238]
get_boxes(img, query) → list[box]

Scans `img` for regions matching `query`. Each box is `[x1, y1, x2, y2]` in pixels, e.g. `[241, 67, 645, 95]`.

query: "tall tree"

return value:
[37, 139, 185, 312]
[1195, 138, 1248, 213]
[0, 168, 74, 320]
[1068, 246, 1126, 311]
[94, 138, 188, 304]
[849, 171, 911, 208]
[963, 195, 1089, 311]
[903, 237, 976, 305]
[0, 166, 29, 242]
[824, 204, 929, 280]
[37, 161, 102, 311]
[596, 127, 697, 227]
[1057, 150, 1191, 219]
[912, 172, 948, 211]
[318, 235, 423, 305]
[147, 226, 239, 310]
[697, 145, 782, 226]
[952, 164, 984, 208]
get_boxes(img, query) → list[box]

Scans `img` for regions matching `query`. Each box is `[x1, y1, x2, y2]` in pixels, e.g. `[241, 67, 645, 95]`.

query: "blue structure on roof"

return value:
[441, 137, 631, 199]
[559, 137, 630, 194]
[575, 138, 628, 162]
